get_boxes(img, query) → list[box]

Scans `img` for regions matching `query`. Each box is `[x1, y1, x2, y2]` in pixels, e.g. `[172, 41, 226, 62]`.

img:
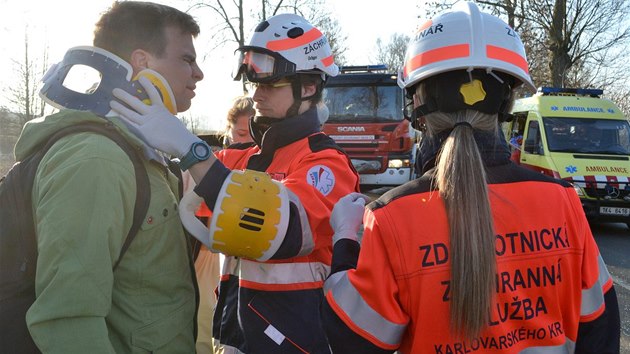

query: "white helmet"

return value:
[397, 1, 535, 92]
[233, 13, 339, 83]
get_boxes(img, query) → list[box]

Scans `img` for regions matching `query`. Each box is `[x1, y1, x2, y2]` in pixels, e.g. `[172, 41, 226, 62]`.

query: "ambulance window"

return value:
[542, 117, 630, 154]
[524, 121, 543, 155]
[507, 114, 526, 139]
[514, 116, 527, 135]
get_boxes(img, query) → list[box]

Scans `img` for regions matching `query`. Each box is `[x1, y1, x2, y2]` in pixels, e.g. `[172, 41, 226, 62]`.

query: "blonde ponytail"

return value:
[424, 107, 498, 339]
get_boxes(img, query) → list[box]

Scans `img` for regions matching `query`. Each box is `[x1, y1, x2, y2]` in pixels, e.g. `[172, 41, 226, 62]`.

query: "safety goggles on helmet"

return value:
[233, 47, 297, 84]
[233, 13, 339, 83]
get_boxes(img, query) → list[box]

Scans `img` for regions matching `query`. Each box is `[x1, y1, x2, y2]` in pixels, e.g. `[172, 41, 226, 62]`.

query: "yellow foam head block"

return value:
[134, 69, 178, 114]
[210, 170, 289, 260]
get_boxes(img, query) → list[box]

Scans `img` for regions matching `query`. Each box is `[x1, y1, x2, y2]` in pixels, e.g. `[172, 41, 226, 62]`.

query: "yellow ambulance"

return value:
[504, 87, 630, 228]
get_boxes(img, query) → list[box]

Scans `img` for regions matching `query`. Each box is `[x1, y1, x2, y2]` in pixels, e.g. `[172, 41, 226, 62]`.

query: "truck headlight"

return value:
[388, 159, 411, 168]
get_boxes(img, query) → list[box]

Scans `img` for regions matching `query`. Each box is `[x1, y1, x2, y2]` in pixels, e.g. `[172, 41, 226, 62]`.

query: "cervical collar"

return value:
[39, 46, 177, 117]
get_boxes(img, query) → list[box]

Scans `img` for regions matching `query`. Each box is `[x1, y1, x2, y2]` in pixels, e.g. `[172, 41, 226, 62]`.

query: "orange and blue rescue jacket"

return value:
[194, 107, 359, 354]
[323, 142, 620, 354]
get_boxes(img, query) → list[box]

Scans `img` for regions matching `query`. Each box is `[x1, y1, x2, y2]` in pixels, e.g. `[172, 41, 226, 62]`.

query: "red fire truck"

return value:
[322, 65, 419, 189]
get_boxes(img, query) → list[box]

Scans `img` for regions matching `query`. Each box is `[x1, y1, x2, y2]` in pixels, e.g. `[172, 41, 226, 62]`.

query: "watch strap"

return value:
[179, 140, 211, 171]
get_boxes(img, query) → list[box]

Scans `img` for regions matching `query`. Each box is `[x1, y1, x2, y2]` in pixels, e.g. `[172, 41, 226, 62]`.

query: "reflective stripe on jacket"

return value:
[324, 162, 616, 354]
[204, 108, 360, 353]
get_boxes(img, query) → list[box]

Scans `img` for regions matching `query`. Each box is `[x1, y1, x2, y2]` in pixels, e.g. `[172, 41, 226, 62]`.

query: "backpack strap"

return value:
[37, 122, 150, 270]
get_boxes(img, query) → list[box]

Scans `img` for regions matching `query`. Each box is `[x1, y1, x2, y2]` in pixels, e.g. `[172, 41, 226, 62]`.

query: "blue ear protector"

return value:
[39, 46, 176, 117]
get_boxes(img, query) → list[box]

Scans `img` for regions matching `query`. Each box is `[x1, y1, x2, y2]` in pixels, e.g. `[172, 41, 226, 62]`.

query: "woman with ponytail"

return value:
[321, 2, 620, 353]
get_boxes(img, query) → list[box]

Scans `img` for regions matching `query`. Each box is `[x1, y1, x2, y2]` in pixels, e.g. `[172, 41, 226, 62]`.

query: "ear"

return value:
[413, 93, 421, 107]
[301, 82, 317, 98]
[129, 49, 150, 72]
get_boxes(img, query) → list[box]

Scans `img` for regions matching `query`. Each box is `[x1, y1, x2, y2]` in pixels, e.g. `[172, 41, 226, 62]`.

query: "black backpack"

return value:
[0, 122, 150, 353]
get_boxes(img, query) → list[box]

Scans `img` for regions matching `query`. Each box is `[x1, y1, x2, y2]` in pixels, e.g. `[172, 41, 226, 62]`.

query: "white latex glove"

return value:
[109, 76, 199, 158]
[330, 192, 370, 244]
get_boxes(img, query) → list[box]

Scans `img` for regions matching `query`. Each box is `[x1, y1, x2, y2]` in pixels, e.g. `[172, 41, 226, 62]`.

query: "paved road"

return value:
[364, 187, 630, 352]
[589, 222, 630, 353]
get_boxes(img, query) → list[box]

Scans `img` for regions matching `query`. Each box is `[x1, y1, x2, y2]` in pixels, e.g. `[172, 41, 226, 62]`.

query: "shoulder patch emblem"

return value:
[306, 165, 335, 196]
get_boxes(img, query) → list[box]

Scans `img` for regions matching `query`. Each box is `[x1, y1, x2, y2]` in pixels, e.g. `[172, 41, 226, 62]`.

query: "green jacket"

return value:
[17, 110, 196, 353]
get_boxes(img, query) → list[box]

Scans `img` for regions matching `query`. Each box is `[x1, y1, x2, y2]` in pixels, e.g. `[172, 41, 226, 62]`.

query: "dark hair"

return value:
[93, 1, 200, 61]
[297, 74, 324, 105]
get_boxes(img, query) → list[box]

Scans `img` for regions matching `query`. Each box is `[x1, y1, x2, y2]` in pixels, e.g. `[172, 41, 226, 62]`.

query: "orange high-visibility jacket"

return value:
[195, 108, 360, 353]
[323, 162, 619, 354]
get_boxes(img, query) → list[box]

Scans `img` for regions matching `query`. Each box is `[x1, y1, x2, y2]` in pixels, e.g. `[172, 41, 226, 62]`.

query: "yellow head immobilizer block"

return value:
[209, 170, 289, 261]
[133, 69, 178, 114]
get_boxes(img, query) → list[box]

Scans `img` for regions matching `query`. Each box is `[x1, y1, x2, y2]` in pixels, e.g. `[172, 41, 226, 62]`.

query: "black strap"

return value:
[39, 122, 150, 270]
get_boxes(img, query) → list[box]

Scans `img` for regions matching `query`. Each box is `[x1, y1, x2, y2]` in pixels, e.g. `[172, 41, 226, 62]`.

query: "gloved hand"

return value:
[330, 192, 370, 244]
[109, 76, 199, 158]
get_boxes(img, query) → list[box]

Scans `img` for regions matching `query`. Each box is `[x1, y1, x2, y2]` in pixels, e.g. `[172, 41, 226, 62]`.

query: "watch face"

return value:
[193, 142, 210, 158]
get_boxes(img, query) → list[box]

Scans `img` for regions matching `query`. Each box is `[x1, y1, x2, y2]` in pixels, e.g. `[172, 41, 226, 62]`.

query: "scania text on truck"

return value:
[504, 87, 630, 228]
[322, 65, 418, 189]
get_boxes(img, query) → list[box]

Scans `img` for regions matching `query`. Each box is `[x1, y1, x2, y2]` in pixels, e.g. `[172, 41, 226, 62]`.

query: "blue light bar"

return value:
[538, 87, 603, 97]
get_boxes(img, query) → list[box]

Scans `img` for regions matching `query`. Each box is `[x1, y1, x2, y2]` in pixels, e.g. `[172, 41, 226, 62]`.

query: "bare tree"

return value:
[421, 1, 458, 18]
[37, 46, 49, 117]
[533, 0, 630, 87]
[182, 113, 201, 134]
[607, 88, 630, 117]
[373, 33, 410, 73]
[189, 0, 249, 54]
[3, 28, 49, 128]
[478, 0, 630, 88]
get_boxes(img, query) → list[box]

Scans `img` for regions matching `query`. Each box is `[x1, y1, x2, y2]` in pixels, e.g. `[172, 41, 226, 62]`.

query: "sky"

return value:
[0, 0, 422, 131]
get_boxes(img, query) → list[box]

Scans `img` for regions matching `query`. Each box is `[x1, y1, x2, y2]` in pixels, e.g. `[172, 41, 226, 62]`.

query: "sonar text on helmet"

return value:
[414, 23, 443, 41]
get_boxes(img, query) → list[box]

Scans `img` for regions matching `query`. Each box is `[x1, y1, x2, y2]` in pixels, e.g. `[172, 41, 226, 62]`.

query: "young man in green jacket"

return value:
[20, 2, 204, 352]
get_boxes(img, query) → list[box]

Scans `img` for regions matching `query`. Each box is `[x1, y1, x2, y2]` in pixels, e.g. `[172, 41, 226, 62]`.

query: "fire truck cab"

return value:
[504, 87, 630, 228]
[322, 65, 418, 188]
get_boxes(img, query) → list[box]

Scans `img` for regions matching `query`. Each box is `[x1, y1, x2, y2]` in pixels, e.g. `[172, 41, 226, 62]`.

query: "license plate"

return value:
[599, 206, 630, 216]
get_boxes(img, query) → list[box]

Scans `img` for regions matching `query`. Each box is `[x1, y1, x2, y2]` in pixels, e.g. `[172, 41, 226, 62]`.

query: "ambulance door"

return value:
[520, 116, 550, 174]
[507, 114, 527, 164]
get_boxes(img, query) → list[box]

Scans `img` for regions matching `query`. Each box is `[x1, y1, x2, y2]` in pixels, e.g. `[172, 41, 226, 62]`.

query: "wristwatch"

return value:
[179, 140, 212, 171]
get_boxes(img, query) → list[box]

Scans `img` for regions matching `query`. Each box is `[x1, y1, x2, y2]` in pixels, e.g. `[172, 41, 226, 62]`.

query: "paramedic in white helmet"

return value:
[320, 2, 620, 353]
[110, 13, 359, 354]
